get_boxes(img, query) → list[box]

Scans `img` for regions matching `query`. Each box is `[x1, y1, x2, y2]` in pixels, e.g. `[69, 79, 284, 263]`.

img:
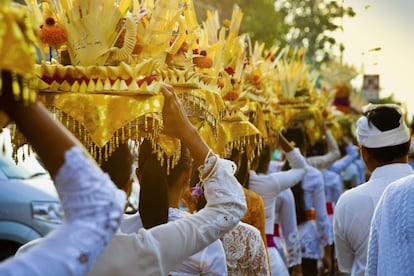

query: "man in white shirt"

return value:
[334, 103, 413, 276]
[366, 173, 414, 275]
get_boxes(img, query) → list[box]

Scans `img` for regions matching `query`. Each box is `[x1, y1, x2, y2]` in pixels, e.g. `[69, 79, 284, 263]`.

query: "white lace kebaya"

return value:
[222, 221, 270, 276]
[0, 147, 126, 276]
[87, 154, 247, 276]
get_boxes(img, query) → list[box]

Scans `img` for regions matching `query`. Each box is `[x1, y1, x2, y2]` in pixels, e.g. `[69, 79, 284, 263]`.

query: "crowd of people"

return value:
[2, 0, 414, 276]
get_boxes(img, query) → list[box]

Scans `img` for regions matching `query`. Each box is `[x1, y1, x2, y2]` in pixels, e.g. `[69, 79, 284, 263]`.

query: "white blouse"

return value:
[249, 148, 307, 234]
[86, 155, 247, 276]
[0, 147, 126, 276]
[249, 148, 306, 275]
[120, 208, 227, 275]
[322, 169, 342, 244]
[298, 166, 331, 260]
[323, 169, 343, 205]
[274, 188, 302, 268]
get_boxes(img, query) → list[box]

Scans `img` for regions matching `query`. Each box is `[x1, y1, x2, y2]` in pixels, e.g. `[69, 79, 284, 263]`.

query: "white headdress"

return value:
[356, 103, 410, 148]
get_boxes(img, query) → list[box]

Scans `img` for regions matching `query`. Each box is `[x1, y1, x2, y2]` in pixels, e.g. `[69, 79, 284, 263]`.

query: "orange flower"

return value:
[193, 56, 213, 68]
[217, 79, 225, 88]
[223, 90, 239, 101]
[223, 19, 231, 28]
[39, 18, 68, 46]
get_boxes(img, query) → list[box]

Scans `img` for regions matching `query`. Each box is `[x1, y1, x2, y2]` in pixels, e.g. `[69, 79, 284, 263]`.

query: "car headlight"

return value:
[31, 201, 64, 224]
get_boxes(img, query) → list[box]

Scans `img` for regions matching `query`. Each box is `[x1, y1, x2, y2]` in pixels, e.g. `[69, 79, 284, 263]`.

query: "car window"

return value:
[0, 155, 33, 179]
[0, 129, 49, 180]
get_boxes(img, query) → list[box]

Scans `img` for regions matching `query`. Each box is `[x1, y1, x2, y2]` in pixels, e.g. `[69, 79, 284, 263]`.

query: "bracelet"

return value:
[200, 154, 218, 183]
[191, 153, 218, 197]
[203, 149, 213, 165]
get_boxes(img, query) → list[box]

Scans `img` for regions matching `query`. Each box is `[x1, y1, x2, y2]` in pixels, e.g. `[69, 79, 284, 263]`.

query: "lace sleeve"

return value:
[242, 189, 267, 247]
[0, 146, 126, 276]
[222, 222, 270, 275]
[55, 147, 126, 223]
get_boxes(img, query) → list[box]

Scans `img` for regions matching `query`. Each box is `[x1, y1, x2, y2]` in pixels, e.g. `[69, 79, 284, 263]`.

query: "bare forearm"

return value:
[2, 71, 82, 177]
[7, 102, 82, 176]
[180, 125, 210, 168]
[279, 131, 294, 153]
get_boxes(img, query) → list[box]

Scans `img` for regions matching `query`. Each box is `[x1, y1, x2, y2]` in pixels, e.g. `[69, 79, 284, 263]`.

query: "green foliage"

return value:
[374, 94, 401, 105]
[194, 0, 287, 47]
[275, 0, 355, 68]
[194, 0, 355, 67]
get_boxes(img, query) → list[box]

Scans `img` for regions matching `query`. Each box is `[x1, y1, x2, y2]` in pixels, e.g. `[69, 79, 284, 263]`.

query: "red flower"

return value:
[224, 66, 235, 75]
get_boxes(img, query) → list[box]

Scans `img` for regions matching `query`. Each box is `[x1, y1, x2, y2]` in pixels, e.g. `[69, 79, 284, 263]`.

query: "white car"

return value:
[0, 151, 63, 261]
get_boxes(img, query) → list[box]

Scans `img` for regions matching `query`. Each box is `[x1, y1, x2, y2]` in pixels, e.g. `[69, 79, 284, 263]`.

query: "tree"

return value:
[194, 0, 355, 67]
[275, 0, 355, 68]
[194, 0, 287, 48]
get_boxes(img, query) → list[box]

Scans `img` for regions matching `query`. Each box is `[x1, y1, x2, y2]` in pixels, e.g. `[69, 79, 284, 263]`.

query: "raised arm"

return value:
[0, 71, 126, 275]
[87, 84, 247, 276]
[307, 129, 341, 170]
[159, 83, 210, 167]
[0, 71, 83, 176]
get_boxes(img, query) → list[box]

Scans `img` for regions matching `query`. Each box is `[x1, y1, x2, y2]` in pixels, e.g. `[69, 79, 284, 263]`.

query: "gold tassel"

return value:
[11, 73, 21, 101]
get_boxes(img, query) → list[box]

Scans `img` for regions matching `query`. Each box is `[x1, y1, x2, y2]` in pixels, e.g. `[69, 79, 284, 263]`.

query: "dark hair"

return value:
[364, 106, 402, 131]
[283, 128, 308, 152]
[100, 143, 133, 192]
[282, 162, 306, 224]
[362, 106, 410, 163]
[228, 148, 250, 188]
[255, 144, 271, 174]
[138, 139, 191, 229]
[306, 140, 326, 157]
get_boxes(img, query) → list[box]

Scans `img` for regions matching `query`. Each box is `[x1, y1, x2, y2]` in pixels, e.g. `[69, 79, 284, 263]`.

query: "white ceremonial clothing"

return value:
[120, 208, 227, 275]
[366, 174, 414, 276]
[322, 169, 342, 243]
[328, 143, 359, 176]
[273, 188, 301, 268]
[268, 160, 285, 174]
[342, 162, 359, 188]
[334, 163, 413, 276]
[249, 148, 306, 275]
[307, 131, 341, 170]
[299, 166, 331, 260]
[86, 156, 246, 276]
[323, 169, 342, 205]
[221, 221, 270, 276]
[354, 158, 366, 185]
[1, 147, 126, 276]
[249, 149, 306, 235]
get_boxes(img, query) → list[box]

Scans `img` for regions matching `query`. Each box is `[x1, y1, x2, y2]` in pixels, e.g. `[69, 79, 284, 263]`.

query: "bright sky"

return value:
[339, 0, 414, 119]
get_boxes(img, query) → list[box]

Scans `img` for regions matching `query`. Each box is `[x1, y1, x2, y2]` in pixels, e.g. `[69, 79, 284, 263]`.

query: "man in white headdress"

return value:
[333, 103, 413, 276]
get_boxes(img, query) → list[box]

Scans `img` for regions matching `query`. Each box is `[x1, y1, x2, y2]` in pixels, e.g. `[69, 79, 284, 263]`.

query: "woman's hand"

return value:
[159, 82, 210, 167]
[159, 82, 195, 140]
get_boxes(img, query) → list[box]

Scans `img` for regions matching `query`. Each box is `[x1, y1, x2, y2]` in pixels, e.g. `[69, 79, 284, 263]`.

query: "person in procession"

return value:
[334, 103, 413, 276]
